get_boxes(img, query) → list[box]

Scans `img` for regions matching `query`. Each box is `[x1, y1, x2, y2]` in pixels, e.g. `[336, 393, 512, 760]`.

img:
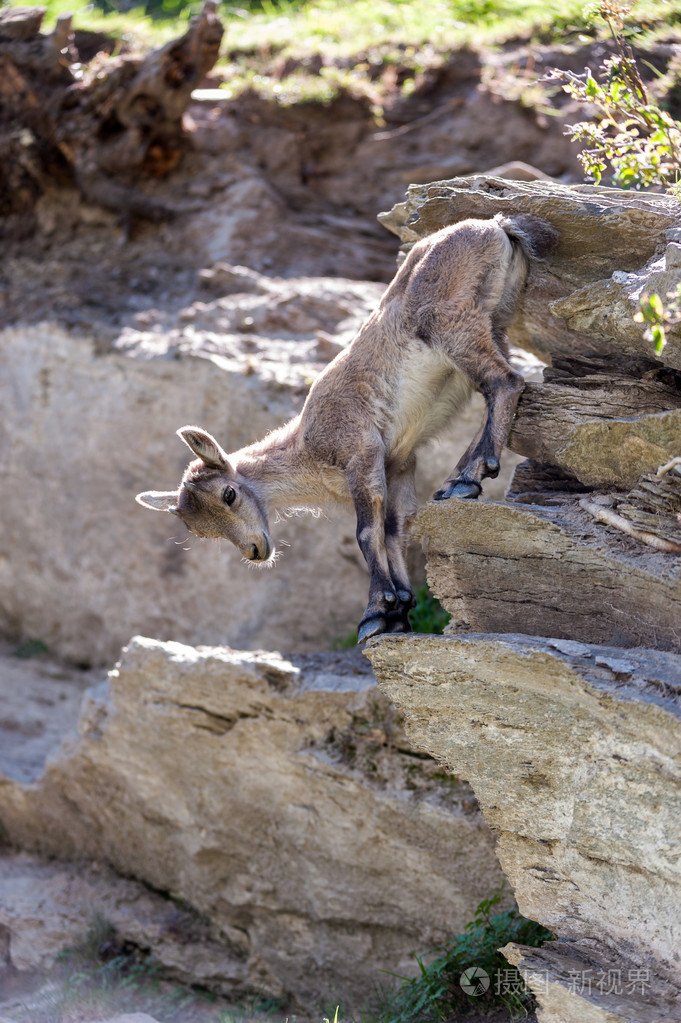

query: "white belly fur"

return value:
[384, 347, 473, 468]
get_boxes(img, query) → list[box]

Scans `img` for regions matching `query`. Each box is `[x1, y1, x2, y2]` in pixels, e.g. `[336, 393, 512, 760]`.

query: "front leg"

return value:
[346, 447, 397, 643]
[384, 458, 418, 633]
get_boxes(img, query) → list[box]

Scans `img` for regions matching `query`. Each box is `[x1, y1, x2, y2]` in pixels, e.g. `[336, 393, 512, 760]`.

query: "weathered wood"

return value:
[411, 497, 681, 652]
[0, 2, 224, 223]
[580, 463, 681, 552]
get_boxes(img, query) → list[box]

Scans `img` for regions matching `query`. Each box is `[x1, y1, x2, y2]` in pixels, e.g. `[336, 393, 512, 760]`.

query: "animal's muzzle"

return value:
[248, 536, 273, 562]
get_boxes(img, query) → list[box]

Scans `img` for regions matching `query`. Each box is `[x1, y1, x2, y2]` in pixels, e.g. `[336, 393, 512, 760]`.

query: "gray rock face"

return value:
[0, 639, 506, 1011]
[0, 275, 375, 666]
[366, 632, 681, 1022]
[0, 851, 247, 988]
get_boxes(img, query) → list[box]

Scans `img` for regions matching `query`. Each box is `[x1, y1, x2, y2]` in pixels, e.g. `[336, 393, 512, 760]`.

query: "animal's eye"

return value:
[223, 486, 237, 506]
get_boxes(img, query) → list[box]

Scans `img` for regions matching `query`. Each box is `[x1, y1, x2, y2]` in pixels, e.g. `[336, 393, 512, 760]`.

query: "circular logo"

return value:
[460, 966, 491, 996]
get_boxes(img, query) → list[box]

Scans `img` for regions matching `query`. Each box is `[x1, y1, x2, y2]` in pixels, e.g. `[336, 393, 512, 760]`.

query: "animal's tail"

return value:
[495, 212, 560, 262]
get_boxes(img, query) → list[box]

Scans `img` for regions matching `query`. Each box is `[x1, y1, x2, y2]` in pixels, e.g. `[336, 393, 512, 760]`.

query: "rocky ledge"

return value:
[366, 632, 681, 1023]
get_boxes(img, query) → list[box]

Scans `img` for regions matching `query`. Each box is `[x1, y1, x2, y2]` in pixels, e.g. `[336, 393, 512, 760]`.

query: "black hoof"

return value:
[485, 457, 500, 479]
[397, 588, 415, 608]
[434, 479, 482, 501]
[387, 609, 413, 634]
[357, 613, 388, 643]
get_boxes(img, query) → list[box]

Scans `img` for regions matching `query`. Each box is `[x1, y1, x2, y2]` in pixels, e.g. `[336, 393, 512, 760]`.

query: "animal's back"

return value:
[301, 214, 555, 471]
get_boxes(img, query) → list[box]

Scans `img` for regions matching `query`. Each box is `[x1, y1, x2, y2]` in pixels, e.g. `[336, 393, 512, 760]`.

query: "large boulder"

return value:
[367, 632, 681, 1023]
[0, 638, 507, 1011]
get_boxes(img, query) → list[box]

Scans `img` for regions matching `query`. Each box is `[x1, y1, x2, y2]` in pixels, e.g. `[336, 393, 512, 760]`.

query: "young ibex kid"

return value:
[137, 214, 557, 642]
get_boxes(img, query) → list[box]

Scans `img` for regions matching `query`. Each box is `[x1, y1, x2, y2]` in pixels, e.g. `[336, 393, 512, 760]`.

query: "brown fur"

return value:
[137, 215, 558, 642]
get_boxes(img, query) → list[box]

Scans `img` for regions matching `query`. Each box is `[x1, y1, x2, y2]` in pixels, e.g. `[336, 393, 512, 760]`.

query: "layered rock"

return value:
[551, 235, 681, 372]
[0, 638, 507, 1011]
[412, 497, 681, 652]
[509, 363, 681, 489]
[0, 852, 249, 989]
[369, 178, 681, 1023]
[366, 633, 681, 1022]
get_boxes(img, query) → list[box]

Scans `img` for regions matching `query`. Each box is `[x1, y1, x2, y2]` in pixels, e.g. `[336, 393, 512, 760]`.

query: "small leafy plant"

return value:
[13, 638, 49, 659]
[371, 893, 553, 1023]
[636, 283, 681, 353]
[547, 1, 681, 188]
[408, 584, 451, 635]
[330, 584, 449, 648]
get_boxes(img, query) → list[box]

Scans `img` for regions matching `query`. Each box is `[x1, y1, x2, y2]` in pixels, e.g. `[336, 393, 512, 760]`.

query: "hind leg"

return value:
[434, 329, 524, 500]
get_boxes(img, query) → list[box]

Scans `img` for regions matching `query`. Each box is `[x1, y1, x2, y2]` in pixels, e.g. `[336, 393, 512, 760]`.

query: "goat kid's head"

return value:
[136, 427, 274, 564]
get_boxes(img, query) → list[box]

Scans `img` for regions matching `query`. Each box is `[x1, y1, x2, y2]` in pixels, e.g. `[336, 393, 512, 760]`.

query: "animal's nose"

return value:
[254, 536, 273, 561]
[247, 536, 272, 561]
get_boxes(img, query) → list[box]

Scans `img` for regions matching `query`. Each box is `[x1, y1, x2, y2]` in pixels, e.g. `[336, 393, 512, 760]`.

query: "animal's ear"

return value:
[136, 490, 181, 513]
[177, 426, 233, 472]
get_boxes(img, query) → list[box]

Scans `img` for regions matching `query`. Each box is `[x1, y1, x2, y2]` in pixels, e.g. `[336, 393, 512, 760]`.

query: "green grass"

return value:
[215, 0, 679, 62]
[18, 0, 192, 48]
[408, 584, 450, 635]
[11, 0, 681, 80]
[359, 894, 552, 1023]
[8, 0, 681, 117]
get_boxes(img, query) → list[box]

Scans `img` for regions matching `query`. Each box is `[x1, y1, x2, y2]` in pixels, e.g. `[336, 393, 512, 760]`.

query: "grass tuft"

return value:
[366, 893, 552, 1023]
[408, 584, 450, 635]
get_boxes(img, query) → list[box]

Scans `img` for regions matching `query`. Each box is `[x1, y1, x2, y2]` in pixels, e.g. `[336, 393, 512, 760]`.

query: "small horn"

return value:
[169, 506, 181, 517]
[183, 481, 200, 493]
